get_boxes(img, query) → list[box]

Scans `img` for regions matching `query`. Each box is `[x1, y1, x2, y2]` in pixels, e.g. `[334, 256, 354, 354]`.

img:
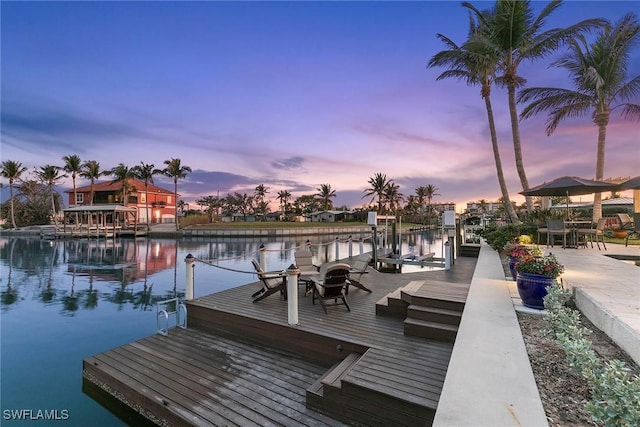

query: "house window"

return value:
[140, 193, 146, 203]
[76, 193, 84, 204]
[168, 195, 172, 204]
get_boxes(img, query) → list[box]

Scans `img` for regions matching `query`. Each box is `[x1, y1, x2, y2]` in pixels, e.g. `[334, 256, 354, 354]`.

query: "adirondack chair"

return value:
[312, 263, 351, 314]
[251, 259, 287, 303]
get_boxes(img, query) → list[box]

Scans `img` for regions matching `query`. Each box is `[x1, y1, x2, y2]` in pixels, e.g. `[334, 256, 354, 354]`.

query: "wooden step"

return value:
[306, 352, 361, 412]
[407, 304, 462, 325]
[400, 280, 426, 304]
[375, 289, 406, 317]
[404, 318, 458, 342]
[321, 352, 360, 389]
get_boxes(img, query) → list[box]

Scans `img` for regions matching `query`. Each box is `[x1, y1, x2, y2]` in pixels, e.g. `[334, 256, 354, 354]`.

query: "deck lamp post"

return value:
[286, 264, 299, 325]
[185, 253, 195, 300]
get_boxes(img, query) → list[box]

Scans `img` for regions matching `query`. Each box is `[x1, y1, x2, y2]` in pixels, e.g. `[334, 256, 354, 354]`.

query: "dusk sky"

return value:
[2, 1, 638, 212]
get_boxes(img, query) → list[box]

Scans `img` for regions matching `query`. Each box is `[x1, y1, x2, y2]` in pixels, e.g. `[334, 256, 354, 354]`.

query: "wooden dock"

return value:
[83, 256, 477, 426]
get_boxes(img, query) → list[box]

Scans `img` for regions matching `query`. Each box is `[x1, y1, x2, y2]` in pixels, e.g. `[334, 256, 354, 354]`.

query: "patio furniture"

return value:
[578, 218, 607, 250]
[624, 213, 639, 247]
[294, 249, 319, 295]
[616, 213, 634, 232]
[547, 219, 571, 248]
[536, 223, 548, 246]
[346, 253, 372, 293]
[250, 259, 287, 303]
[311, 263, 351, 314]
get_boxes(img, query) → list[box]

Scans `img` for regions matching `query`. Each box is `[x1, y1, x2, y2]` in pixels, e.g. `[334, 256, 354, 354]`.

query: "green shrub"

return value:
[543, 286, 640, 426]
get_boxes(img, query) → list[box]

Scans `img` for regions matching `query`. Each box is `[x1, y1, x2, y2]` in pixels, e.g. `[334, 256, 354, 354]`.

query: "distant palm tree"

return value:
[363, 173, 390, 213]
[315, 183, 336, 211]
[133, 162, 162, 226]
[80, 160, 106, 205]
[162, 158, 192, 230]
[1, 160, 28, 229]
[463, 0, 605, 211]
[428, 9, 520, 223]
[62, 154, 82, 207]
[383, 182, 404, 216]
[276, 190, 291, 219]
[519, 13, 640, 222]
[34, 165, 67, 225]
[107, 163, 135, 207]
[253, 184, 269, 219]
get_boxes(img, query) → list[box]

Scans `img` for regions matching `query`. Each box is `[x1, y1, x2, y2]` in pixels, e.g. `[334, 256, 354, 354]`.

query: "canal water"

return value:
[0, 231, 443, 425]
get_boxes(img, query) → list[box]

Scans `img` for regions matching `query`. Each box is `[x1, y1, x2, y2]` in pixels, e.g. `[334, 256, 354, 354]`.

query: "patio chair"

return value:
[547, 219, 571, 248]
[250, 259, 287, 303]
[578, 218, 607, 250]
[536, 223, 548, 246]
[312, 263, 351, 314]
[294, 250, 319, 295]
[624, 213, 639, 247]
[616, 213, 634, 232]
[346, 253, 372, 293]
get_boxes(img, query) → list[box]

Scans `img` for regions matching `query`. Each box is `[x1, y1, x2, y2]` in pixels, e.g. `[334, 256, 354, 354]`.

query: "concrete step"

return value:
[406, 305, 462, 325]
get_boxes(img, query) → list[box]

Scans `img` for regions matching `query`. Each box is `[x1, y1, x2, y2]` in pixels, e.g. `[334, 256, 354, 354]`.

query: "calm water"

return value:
[0, 231, 443, 426]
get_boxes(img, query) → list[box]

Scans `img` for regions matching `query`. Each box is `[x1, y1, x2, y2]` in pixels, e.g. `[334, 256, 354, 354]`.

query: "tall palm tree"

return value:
[1, 160, 28, 229]
[34, 165, 67, 225]
[62, 154, 82, 207]
[428, 10, 520, 223]
[80, 160, 106, 206]
[315, 183, 337, 211]
[133, 162, 162, 226]
[107, 163, 135, 207]
[425, 184, 440, 219]
[363, 172, 390, 214]
[276, 190, 291, 219]
[383, 182, 404, 216]
[519, 13, 640, 221]
[253, 184, 269, 219]
[162, 158, 192, 231]
[463, 0, 605, 211]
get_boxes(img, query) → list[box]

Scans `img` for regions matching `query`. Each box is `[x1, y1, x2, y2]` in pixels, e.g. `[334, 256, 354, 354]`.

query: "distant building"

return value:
[465, 200, 504, 215]
[431, 202, 456, 214]
[309, 210, 354, 222]
[65, 178, 177, 224]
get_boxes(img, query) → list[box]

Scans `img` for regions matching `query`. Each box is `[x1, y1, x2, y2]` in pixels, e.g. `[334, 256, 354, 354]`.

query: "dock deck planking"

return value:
[84, 256, 477, 426]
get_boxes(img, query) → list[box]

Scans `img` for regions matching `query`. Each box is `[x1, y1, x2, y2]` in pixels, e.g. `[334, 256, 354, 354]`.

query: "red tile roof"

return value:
[69, 178, 175, 195]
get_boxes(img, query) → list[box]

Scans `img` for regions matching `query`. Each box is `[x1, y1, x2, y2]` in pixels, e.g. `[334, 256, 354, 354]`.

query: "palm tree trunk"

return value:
[9, 183, 16, 229]
[144, 183, 150, 226]
[508, 84, 533, 211]
[485, 92, 520, 224]
[592, 119, 608, 222]
[50, 186, 57, 226]
[174, 181, 179, 231]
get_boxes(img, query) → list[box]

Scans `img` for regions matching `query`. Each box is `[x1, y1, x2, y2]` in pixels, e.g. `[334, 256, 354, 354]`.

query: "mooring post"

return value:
[348, 235, 353, 258]
[185, 253, 195, 300]
[259, 244, 267, 271]
[335, 237, 340, 260]
[359, 237, 364, 255]
[444, 241, 451, 270]
[286, 264, 299, 325]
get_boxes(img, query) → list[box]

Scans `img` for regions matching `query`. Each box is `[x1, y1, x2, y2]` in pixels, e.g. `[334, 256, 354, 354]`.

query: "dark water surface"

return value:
[0, 232, 442, 425]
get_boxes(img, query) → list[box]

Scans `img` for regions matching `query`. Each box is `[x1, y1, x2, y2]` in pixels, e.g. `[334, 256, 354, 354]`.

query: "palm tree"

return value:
[80, 160, 106, 205]
[253, 184, 269, 219]
[162, 158, 192, 231]
[428, 10, 520, 223]
[1, 160, 28, 229]
[133, 162, 162, 226]
[62, 154, 82, 207]
[463, 0, 605, 211]
[363, 172, 390, 213]
[425, 184, 440, 220]
[315, 184, 337, 211]
[107, 163, 135, 206]
[518, 13, 640, 222]
[34, 165, 67, 225]
[276, 190, 291, 219]
[383, 182, 404, 216]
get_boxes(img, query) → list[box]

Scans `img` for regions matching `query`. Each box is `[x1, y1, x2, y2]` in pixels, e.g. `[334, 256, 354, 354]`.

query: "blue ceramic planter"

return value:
[516, 273, 556, 309]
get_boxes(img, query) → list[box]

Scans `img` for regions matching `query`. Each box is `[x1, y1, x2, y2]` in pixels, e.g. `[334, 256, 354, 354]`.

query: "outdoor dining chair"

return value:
[547, 219, 571, 248]
[578, 218, 607, 250]
[311, 263, 351, 314]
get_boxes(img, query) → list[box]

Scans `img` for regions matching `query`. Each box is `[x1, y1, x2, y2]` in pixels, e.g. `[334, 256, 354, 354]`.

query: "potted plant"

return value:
[503, 243, 541, 280]
[515, 253, 564, 309]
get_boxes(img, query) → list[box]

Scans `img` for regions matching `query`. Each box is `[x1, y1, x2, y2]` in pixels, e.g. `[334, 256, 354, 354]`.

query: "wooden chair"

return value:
[547, 219, 571, 248]
[617, 213, 634, 233]
[250, 259, 287, 303]
[578, 218, 607, 250]
[347, 253, 372, 293]
[294, 250, 319, 295]
[312, 263, 351, 314]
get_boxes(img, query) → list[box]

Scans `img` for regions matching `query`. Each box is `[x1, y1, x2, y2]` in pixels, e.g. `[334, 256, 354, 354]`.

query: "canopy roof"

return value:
[62, 205, 138, 213]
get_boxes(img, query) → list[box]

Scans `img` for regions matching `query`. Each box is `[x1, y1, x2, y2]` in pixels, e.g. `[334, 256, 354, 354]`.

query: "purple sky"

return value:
[2, 1, 638, 211]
